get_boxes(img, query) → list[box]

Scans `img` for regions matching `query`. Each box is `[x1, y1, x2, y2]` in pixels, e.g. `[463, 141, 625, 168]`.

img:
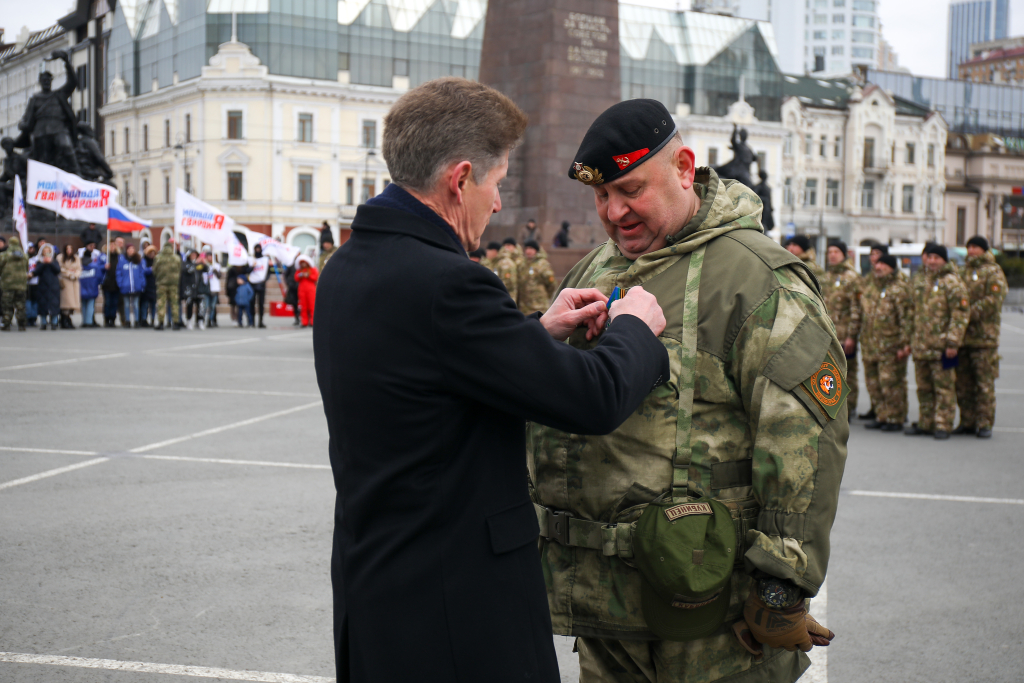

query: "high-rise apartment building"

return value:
[948, 0, 1010, 79]
[735, 0, 881, 76]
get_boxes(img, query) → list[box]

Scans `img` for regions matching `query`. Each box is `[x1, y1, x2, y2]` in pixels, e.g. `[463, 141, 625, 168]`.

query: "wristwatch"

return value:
[757, 577, 804, 609]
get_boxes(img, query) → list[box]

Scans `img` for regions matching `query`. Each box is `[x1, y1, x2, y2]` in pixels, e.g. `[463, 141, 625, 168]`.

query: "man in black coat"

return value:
[313, 78, 670, 683]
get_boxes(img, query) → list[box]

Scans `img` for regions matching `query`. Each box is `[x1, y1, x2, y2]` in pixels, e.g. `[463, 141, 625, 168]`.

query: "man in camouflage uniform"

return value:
[857, 243, 890, 420]
[482, 240, 518, 301]
[860, 254, 913, 430]
[319, 237, 337, 273]
[955, 236, 1008, 439]
[502, 236, 525, 271]
[517, 240, 557, 315]
[529, 100, 843, 683]
[0, 236, 29, 331]
[823, 240, 862, 417]
[784, 235, 825, 286]
[905, 244, 969, 440]
[153, 241, 182, 330]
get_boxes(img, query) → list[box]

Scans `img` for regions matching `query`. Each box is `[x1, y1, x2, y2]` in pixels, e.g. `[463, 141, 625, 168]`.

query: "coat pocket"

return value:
[486, 500, 540, 555]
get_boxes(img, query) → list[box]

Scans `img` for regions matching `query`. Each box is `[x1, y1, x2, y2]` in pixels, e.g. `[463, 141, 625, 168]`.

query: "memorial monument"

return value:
[18, 50, 82, 177]
[714, 123, 756, 189]
[479, 1, 620, 247]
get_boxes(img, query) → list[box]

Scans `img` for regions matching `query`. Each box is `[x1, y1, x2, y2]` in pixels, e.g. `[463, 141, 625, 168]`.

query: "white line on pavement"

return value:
[128, 401, 323, 453]
[994, 427, 1024, 433]
[0, 446, 100, 456]
[146, 337, 262, 352]
[142, 454, 330, 470]
[0, 352, 129, 372]
[0, 653, 334, 683]
[847, 490, 1024, 505]
[1003, 323, 1024, 335]
[0, 378, 318, 398]
[148, 352, 313, 363]
[804, 579, 827, 683]
[0, 458, 110, 491]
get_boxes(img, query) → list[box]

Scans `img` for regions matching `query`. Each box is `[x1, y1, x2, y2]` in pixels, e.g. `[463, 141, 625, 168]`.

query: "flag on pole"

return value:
[251, 233, 301, 267]
[107, 203, 153, 233]
[227, 231, 249, 266]
[13, 174, 28, 247]
[26, 159, 118, 223]
[174, 188, 237, 252]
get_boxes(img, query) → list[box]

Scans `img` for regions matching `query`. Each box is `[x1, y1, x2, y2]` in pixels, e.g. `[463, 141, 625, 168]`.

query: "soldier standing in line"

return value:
[502, 236, 525, 271]
[784, 235, 825, 285]
[318, 237, 337, 273]
[517, 240, 557, 315]
[153, 240, 182, 330]
[955, 236, 1008, 439]
[905, 244, 969, 440]
[858, 242, 889, 420]
[823, 240, 862, 418]
[483, 240, 518, 300]
[0, 236, 29, 331]
[861, 254, 913, 431]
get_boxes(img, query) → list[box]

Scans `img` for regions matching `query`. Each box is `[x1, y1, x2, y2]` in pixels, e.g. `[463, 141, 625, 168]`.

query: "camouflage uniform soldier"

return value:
[502, 236, 524, 270]
[482, 240, 518, 301]
[517, 240, 557, 315]
[153, 241, 181, 330]
[0, 236, 29, 330]
[784, 235, 825, 287]
[955, 236, 1008, 439]
[906, 244, 969, 440]
[860, 254, 913, 430]
[530, 101, 842, 683]
[823, 240, 862, 417]
[319, 239, 337, 273]
[857, 243, 890, 420]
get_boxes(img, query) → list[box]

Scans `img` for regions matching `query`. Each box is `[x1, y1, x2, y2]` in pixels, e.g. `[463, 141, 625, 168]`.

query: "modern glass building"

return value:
[948, 0, 1010, 79]
[869, 68, 1024, 137]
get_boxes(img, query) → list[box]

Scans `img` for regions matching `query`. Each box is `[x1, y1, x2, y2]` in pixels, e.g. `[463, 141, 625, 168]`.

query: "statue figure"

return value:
[752, 169, 775, 231]
[714, 124, 755, 189]
[75, 122, 114, 184]
[0, 137, 29, 217]
[18, 50, 82, 176]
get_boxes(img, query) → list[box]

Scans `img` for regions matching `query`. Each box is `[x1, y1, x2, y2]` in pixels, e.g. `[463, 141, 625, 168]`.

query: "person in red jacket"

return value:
[295, 254, 319, 327]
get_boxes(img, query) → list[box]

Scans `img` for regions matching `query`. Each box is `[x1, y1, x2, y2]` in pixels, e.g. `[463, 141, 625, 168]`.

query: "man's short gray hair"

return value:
[382, 77, 528, 193]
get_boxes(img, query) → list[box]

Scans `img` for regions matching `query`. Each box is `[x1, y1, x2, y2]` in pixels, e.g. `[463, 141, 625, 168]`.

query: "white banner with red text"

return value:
[26, 160, 118, 223]
[174, 189, 237, 252]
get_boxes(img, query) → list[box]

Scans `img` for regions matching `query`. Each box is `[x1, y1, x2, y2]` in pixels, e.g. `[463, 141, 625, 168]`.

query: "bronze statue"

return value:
[17, 50, 82, 176]
[714, 124, 755, 189]
[752, 169, 774, 231]
[75, 122, 114, 184]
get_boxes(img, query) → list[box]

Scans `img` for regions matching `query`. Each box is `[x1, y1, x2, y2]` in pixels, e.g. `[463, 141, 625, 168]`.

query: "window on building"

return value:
[832, 30, 845, 40]
[832, 13, 845, 22]
[185, 172, 191, 194]
[852, 14, 875, 27]
[339, 52, 350, 70]
[165, 119, 171, 147]
[124, 127, 130, 154]
[185, 114, 191, 143]
[784, 177, 794, 205]
[757, 151, 766, 170]
[228, 111, 243, 139]
[927, 143, 935, 166]
[814, 0, 827, 7]
[361, 178, 375, 203]
[861, 180, 874, 208]
[825, 179, 840, 207]
[906, 143, 915, 164]
[956, 207, 967, 245]
[298, 173, 313, 202]
[346, 178, 354, 205]
[852, 30, 875, 43]
[228, 171, 242, 201]
[813, 30, 827, 39]
[76, 64, 88, 89]
[784, 133, 793, 156]
[901, 184, 914, 213]
[852, 47, 874, 59]
[143, 124, 148, 151]
[833, 0, 845, 6]
[813, 48, 826, 71]
[361, 120, 376, 149]
[863, 137, 874, 167]
[832, 45, 845, 54]
[142, 178, 148, 206]
[394, 58, 408, 77]
[164, 175, 170, 204]
[805, 134, 813, 156]
[926, 187, 933, 214]
[298, 113, 313, 143]
[852, 0, 875, 9]
[834, 136, 842, 157]
[814, 14, 828, 24]
[804, 179, 818, 206]
[708, 147, 718, 166]
[820, 135, 827, 156]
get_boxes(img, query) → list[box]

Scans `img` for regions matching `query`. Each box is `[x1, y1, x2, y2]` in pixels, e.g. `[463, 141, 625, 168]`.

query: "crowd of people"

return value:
[469, 234, 558, 316]
[782, 234, 1008, 440]
[0, 224, 339, 332]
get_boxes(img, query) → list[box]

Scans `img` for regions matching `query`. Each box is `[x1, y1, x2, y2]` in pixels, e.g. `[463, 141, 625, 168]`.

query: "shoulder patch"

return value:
[801, 352, 848, 420]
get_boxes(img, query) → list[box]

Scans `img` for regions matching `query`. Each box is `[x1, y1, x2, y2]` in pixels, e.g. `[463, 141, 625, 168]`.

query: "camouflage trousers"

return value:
[845, 353, 859, 417]
[156, 284, 180, 325]
[914, 359, 957, 432]
[1, 290, 27, 327]
[956, 347, 1000, 430]
[863, 356, 908, 425]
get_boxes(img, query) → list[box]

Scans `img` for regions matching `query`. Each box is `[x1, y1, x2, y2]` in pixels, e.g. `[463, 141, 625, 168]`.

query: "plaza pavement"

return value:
[1, 314, 1023, 682]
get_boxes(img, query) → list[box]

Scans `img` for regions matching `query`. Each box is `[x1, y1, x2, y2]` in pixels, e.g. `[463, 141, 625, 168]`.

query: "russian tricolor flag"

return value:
[107, 203, 152, 233]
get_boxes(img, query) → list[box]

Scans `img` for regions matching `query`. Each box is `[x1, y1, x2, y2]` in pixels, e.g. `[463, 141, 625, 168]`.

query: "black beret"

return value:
[569, 99, 677, 186]
[830, 240, 848, 257]
[869, 242, 889, 255]
[786, 235, 812, 252]
[878, 254, 898, 270]
[486, 241, 502, 251]
[966, 235, 989, 251]
[523, 240, 540, 251]
[923, 243, 948, 261]
[502, 237, 517, 246]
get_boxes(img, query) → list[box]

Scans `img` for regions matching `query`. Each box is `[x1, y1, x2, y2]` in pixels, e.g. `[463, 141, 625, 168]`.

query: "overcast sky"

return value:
[5, 0, 1024, 79]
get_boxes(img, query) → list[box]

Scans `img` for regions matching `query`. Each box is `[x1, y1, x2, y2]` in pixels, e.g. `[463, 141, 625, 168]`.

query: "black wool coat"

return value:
[313, 204, 669, 683]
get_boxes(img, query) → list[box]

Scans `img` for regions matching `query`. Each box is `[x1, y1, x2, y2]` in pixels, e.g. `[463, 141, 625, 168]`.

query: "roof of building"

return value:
[962, 45, 1024, 67]
[780, 74, 933, 117]
[0, 23, 66, 63]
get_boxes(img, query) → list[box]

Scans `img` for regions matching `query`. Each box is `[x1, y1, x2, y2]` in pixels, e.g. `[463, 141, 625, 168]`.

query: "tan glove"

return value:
[732, 592, 834, 657]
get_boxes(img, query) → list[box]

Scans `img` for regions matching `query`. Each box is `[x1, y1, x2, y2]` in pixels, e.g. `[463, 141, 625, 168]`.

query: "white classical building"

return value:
[779, 76, 947, 248]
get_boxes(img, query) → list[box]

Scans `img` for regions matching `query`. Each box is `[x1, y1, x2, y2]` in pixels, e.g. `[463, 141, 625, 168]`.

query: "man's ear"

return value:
[673, 145, 697, 190]
[446, 161, 474, 205]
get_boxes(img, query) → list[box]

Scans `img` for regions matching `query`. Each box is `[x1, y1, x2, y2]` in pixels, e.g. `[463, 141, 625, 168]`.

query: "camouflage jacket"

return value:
[860, 271, 912, 361]
[517, 254, 557, 315]
[0, 236, 29, 291]
[152, 244, 181, 287]
[911, 262, 970, 359]
[796, 248, 825, 288]
[960, 252, 1008, 348]
[319, 245, 336, 273]
[528, 170, 848, 683]
[484, 252, 518, 301]
[822, 260, 862, 341]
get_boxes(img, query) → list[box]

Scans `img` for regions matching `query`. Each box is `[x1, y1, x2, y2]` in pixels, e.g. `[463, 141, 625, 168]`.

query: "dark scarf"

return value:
[365, 183, 465, 256]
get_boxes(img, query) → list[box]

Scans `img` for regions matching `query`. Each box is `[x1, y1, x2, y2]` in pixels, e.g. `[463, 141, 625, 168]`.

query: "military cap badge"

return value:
[573, 162, 604, 186]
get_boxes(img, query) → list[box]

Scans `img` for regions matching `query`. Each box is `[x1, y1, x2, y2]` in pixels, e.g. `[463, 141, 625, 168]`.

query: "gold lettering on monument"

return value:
[564, 12, 609, 79]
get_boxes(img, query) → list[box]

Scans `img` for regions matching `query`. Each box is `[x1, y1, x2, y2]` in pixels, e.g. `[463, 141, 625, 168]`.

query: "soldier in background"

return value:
[0, 236, 29, 331]
[502, 237, 524, 270]
[482, 241, 518, 300]
[319, 237, 337, 273]
[861, 254, 912, 431]
[468, 248, 485, 263]
[516, 240, 556, 315]
[905, 244, 969, 440]
[784, 235, 825, 285]
[955, 236, 1008, 439]
[153, 240, 182, 330]
[858, 242, 889, 420]
[519, 218, 539, 245]
[823, 240, 862, 418]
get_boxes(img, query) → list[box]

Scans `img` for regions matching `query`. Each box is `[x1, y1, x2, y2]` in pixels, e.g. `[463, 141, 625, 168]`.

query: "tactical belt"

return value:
[534, 502, 634, 558]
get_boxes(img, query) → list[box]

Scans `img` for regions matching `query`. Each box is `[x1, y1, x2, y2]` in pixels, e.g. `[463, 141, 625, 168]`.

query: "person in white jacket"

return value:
[204, 247, 222, 328]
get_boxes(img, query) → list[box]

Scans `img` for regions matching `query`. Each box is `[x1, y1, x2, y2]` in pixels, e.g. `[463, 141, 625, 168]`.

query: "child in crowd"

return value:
[294, 254, 318, 328]
[235, 274, 254, 327]
[115, 243, 151, 328]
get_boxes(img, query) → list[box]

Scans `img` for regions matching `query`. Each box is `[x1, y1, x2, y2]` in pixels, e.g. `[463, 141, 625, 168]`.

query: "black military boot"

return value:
[880, 422, 903, 432]
[976, 428, 993, 439]
[904, 423, 932, 436]
[933, 430, 950, 440]
[858, 408, 876, 420]
[952, 424, 976, 435]
[864, 420, 884, 430]
[155, 321, 165, 330]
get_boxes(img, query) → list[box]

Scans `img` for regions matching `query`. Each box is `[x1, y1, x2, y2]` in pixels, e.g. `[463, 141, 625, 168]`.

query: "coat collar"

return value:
[351, 204, 467, 256]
